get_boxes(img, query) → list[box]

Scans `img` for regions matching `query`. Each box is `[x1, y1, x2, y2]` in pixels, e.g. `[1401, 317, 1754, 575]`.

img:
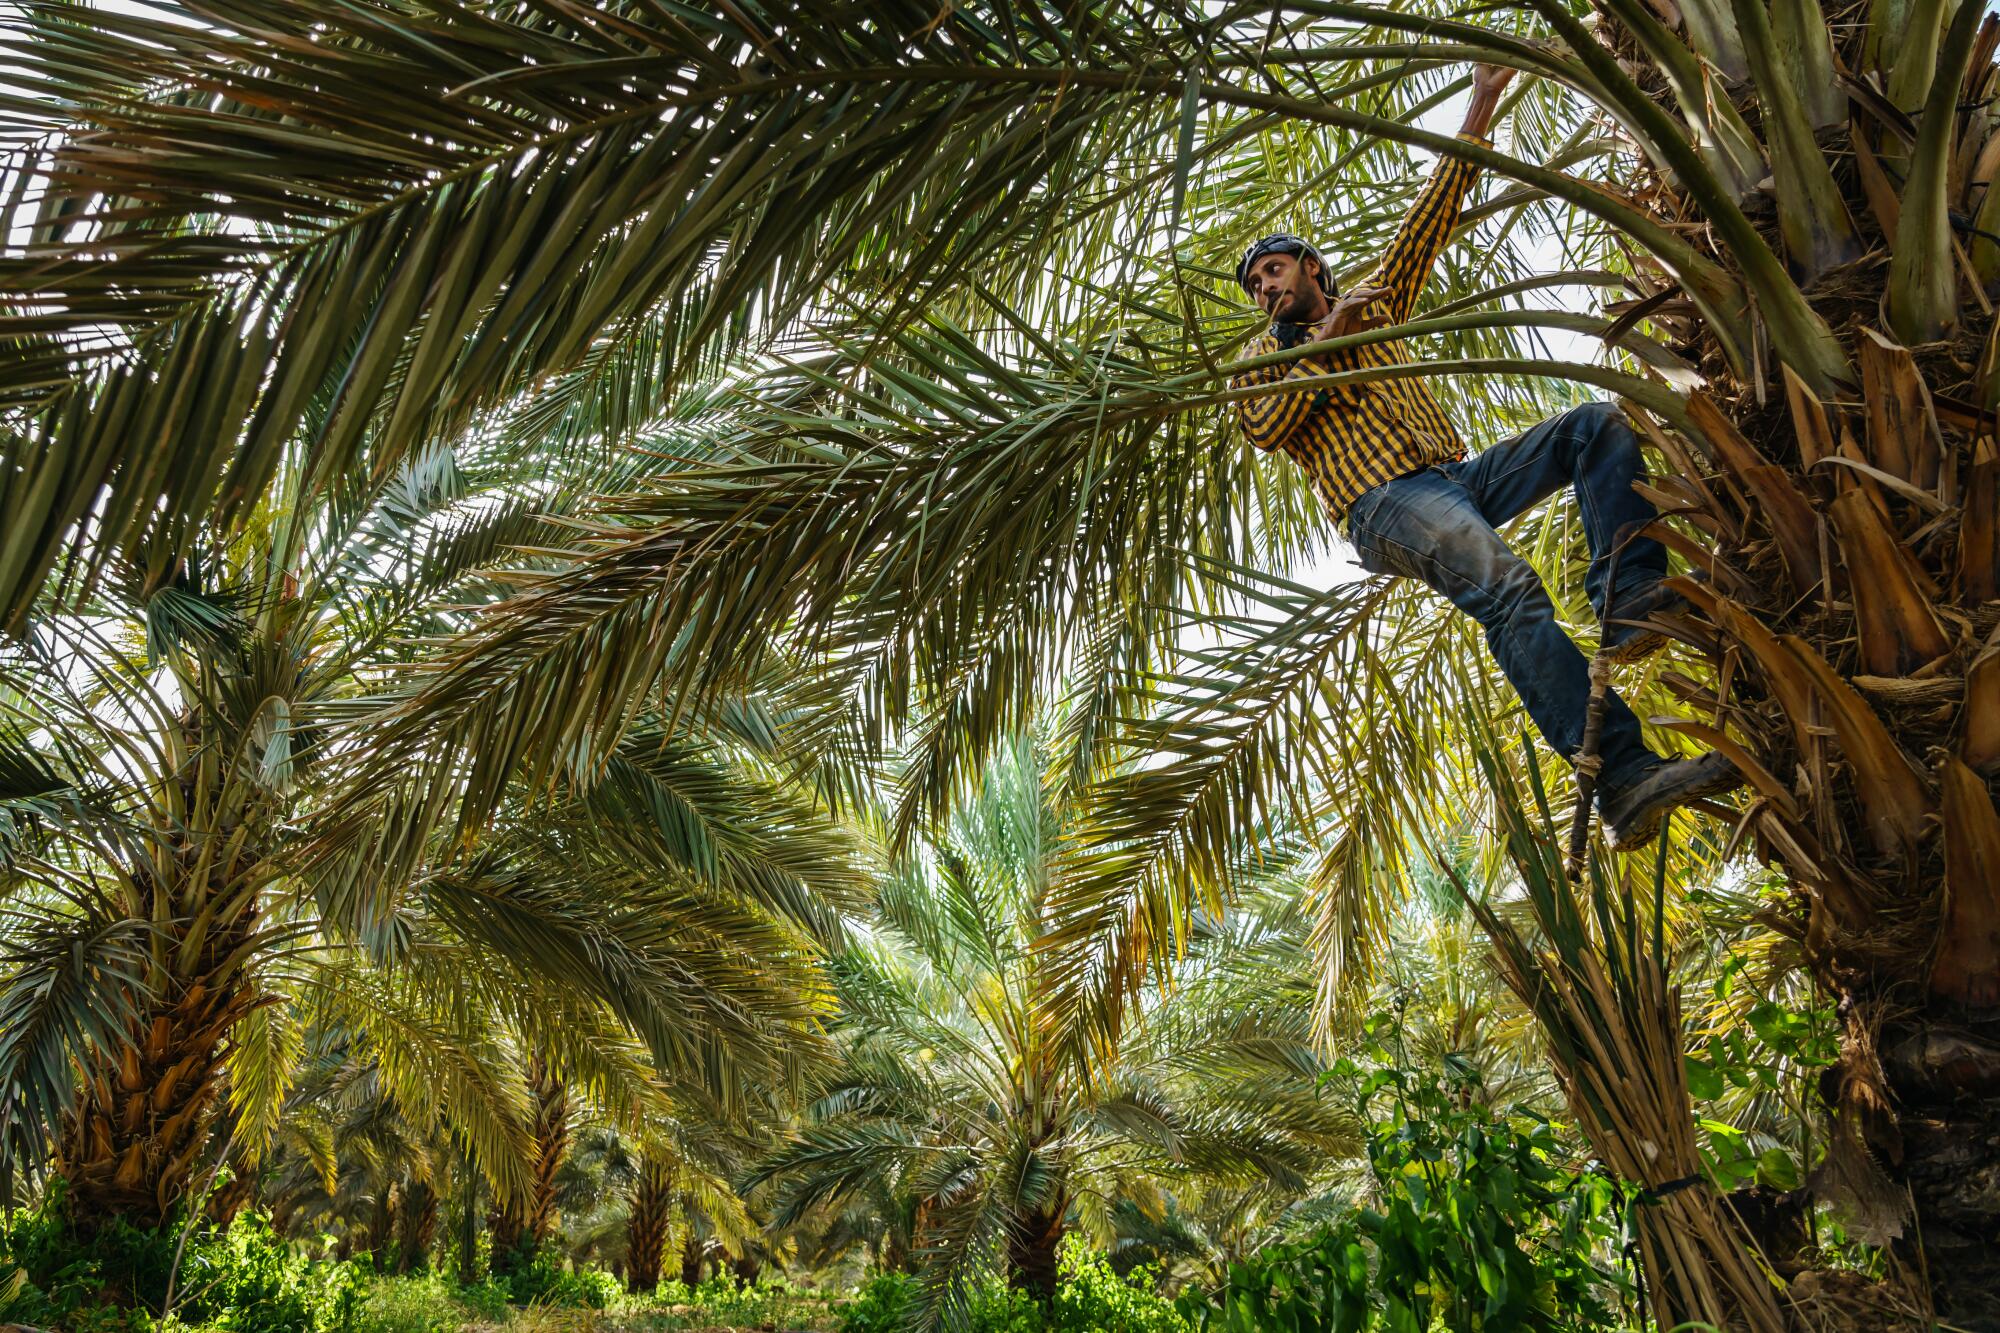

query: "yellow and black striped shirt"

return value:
[1231, 136, 1487, 520]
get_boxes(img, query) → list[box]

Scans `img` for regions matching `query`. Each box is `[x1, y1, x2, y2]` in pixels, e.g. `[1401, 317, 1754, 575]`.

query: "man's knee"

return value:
[1491, 553, 1547, 611]
[1572, 400, 1622, 433]
[1456, 546, 1549, 629]
[1575, 400, 1638, 456]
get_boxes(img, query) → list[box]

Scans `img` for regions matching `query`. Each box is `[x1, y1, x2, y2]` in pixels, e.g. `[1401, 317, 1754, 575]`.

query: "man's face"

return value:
[1242, 251, 1323, 323]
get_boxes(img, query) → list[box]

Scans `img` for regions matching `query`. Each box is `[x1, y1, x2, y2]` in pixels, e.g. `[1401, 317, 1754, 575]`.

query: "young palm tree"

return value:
[750, 737, 1353, 1323]
[9, 0, 1998, 1320]
[623, 1155, 674, 1293]
[485, 1054, 569, 1276]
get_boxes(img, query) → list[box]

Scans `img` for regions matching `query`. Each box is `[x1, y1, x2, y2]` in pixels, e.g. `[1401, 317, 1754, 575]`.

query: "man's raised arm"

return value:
[1370, 64, 1514, 324]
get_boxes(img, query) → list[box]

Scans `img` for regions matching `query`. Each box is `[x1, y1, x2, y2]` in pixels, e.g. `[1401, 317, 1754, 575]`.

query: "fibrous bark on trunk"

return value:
[522, 1057, 570, 1246]
[56, 967, 253, 1235]
[396, 1179, 438, 1274]
[625, 1159, 671, 1294]
[1585, 1, 2000, 1317]
[487, 1055, 570, 1277]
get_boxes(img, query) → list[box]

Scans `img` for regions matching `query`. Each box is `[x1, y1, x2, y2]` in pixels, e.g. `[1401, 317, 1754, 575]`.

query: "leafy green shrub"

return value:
[453, 1276, 514, 1319]
[0, 1184, 177, 1319]
[500, 1249, 618, 1309]
[1683, 954, 1838, 1194]
[178, 1212, 362, 1332]
[677, 1272, 809, 1326]
[1192, 1045, 1628, 1333]
[839, 1249, 1183, 1333]
[965, 1281, 1043, 1333]
[840, 1271, 1039, 1333]
[838, 1272, 920, 1333]
[0, 1194, 358, 1333]
[1049, 1240, 1189, 1333]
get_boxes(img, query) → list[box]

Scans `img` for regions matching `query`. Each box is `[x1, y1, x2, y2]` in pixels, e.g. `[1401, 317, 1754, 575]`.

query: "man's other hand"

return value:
[1462, 64, 1515, 139]
[1471, 64, 1515, 100]
[1311, 285, 1392, 341]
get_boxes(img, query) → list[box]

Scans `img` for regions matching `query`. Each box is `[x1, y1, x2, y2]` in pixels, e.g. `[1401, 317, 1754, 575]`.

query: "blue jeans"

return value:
[1343, 402, 1670, 795]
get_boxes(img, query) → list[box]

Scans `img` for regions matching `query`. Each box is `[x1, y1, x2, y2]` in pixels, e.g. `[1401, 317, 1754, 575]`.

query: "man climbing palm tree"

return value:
[1229, 63, 1741, 851]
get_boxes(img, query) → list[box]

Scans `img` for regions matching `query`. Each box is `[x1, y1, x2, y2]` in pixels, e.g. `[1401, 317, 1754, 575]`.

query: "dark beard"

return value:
[1271, 320, 1310, 349]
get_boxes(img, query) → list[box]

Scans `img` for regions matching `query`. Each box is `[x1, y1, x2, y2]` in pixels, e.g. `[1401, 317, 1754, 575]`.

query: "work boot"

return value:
[1598, 751, 1744, 851]
[1602, 580, 1689, 663]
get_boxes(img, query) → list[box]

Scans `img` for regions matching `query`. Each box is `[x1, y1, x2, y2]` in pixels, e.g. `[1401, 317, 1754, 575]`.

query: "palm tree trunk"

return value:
[522, 1057, 570, 1247]
[1559, 0, 2000, 1319]
[1881, 1018, 2000, 1325]
[457, 1159, 480, 1285]
[55, 971, 253, 1235]
[370, 1185, 395, 1260]
[396, 1179, 438, 1274]
[625, 1159, 671, 1294]
[679, 1233, 705, 1287]
[204, 1169, 254, 1228]
[490, 1055, 570, 1275]
[1006, 1204, 1064, 1304]
[487, 1202, 528, 1277]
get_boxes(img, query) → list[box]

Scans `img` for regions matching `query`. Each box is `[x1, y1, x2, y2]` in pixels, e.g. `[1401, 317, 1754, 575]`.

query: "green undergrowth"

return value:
[1191, 1026, 1637, 1333]
[837, 1241, 1190, 1333]
[349, 1269, 843, 1332]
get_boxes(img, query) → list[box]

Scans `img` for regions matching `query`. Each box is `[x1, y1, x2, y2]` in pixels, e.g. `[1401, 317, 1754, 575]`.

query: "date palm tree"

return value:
[8, 0, 1999, 1322]
[0, 440, 860, 1298]
[749, 737, 1354, 1324]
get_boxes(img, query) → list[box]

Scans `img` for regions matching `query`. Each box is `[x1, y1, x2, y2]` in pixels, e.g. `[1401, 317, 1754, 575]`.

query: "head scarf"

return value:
[1235, 234, 1338, 300]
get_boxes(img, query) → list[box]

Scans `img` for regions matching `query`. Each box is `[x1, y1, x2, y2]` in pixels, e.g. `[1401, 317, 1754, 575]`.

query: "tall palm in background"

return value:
[6, 0, 1999, 1324]
[749, 737, 1352, 1323]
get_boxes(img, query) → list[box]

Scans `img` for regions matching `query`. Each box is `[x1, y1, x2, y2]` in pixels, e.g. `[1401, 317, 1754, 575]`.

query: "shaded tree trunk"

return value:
[1881, 1021, 2000, 1328]
[1577, 0, 2000, 1323]
[522, 1057, 570, 1247]
[369, 1186, 394, 1260]
[488, 1055, 570, 1277]
[625, 1159, 671, 1294]
[457, 1159, 479, 1285]
[680, 1234, 705, 1287]
[396, 1179, 438, 1274]
[205, 1168, 254, 1228]
[1006, 1204, 1064, 1305]
[486, 1203, 527, 1277]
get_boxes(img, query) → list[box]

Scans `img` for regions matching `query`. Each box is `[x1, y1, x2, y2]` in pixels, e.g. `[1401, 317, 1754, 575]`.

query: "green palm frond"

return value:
[757, 738, 1351, 1324]
[578, 728, 869, 944]
[225, 987, 306, 1168]
[4, 0, 1465, 630]
[328, 274, 1656, 876]
[0, 913, 152, 1184]
[298, 966, 538, 1207]
[417, 852, 831, 1098]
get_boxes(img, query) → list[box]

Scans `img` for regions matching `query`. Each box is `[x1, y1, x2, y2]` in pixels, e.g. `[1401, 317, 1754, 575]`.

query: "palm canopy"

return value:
[10, 0, 2000, 1322]
[4, 1, 1703, 936]
[0, 0, 1844, 1117]
[748, 734, 1353, 1323]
